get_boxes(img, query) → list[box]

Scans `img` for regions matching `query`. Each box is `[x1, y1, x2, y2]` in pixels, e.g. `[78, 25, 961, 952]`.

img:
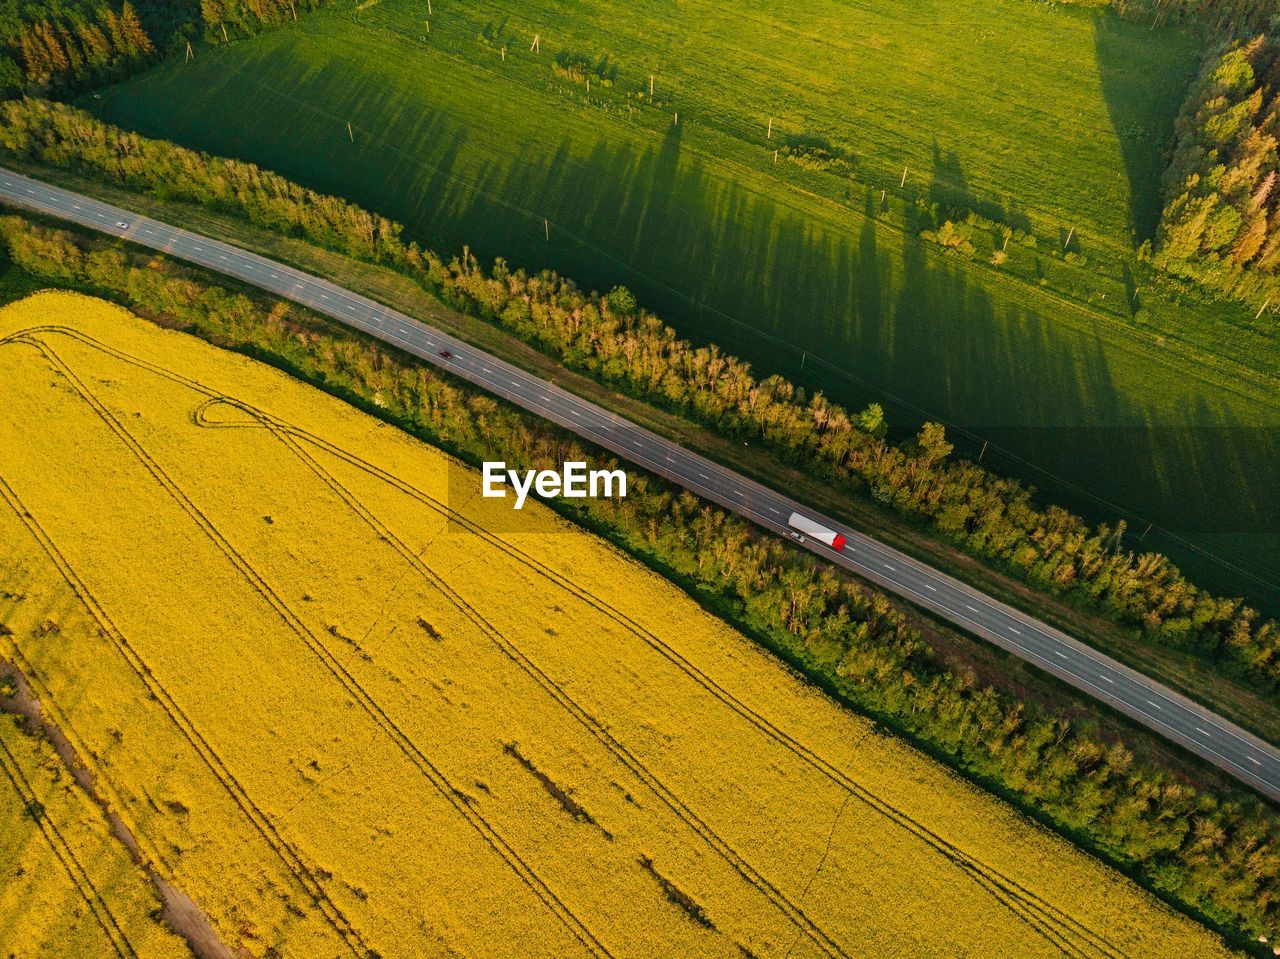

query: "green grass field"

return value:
[86, 0, 1280, 610]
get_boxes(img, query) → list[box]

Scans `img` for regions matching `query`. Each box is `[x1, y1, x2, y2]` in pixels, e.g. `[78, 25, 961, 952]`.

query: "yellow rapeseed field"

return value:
[0, 712, 193, 959]
[0, 291, 1239, 958]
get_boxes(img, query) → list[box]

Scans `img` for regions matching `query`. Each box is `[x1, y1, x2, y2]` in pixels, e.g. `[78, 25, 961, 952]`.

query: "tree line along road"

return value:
[2, 167, 1277, 804]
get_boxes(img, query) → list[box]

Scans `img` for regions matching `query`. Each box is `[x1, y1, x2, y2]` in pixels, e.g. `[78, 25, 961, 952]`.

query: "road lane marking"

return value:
[924, 584, 936, 591]
[1249, 757, 1263, 765]
[1100, 676, 1114, 683]
[1147, 701, 1161, 709]
[965, 604, 978, 613]
[1008, 626, 1021, 635]
[1197, 728, 1210, 736]
[1054, 650, 1068, 659]
[883, 564, 896, 571]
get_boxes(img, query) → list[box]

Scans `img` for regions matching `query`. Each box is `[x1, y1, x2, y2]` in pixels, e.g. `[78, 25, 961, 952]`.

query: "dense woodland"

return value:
[1, 209, 1274, 944]
[0, 0, 156, 97]
[3, 98, 1276, 699]
[1154, 35, 1280, 303]
[0, 0, 319, 97]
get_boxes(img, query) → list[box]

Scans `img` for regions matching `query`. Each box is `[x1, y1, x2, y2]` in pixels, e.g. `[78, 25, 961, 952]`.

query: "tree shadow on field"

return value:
[1093, 11, 1200, 243]
[440, 127, 1280, 606]
[99, 34, 1280, 610]
[928, 142, 1016, 228]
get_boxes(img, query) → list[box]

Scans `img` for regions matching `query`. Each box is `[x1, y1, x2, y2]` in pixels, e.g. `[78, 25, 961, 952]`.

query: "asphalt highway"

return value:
[3, 167, 1277, 803]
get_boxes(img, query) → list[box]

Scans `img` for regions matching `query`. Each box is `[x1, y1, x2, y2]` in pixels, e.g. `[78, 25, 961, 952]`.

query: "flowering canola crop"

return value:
[0, 292, 1238, 958]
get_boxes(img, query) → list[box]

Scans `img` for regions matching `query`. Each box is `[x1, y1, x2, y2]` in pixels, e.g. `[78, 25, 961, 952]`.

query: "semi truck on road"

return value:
[787, 512, 847, 551]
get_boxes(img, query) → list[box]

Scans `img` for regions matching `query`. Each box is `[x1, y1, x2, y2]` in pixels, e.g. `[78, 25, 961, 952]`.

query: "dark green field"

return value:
[88, 0, 1280, 609]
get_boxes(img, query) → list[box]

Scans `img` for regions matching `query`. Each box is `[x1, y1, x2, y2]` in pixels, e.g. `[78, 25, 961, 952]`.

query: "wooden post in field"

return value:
[880, 189, 886, 207]
[221, 22, 228, 42]
[427, 0, 432, 13]
[290, 0, 297, 20]
[1003, 232, 1010, 252]
[347, 122, 354, 142]
[1064, 226, 1075, 250]
[899, 166, 908, 188]
[501, 46, 506, 61]
[773, 149, 778, 163]
[531, 34, 540, 53]
[544, 218, 549, 241]
[586, 78, 590, 93]
[767, 116, 773, 139]
[649, 74, 654, 100]
[978, 439, 988, 461]
[185, 40, 193, 62]
[674, 111, 679, 125]
[425, 19, 430, 33]
[1256, 296, 1272, 320]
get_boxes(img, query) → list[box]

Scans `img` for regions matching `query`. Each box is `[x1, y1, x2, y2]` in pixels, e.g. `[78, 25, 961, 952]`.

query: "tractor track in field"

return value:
[14, 322, 852, 959]
[262, 415, 1129, 959]
[0, 728, 138, 959]
[0, 473, 373, 959]
[194, 402, 1120, 959]
[1, 329, 613, 959]
[196, 396, 854, 959]
[13, 324, 1126, 959]
[203, 397, 1125, 959]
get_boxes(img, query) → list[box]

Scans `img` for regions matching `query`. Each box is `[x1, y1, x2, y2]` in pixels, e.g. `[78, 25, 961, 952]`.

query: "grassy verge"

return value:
[13, 161, 1280, 753]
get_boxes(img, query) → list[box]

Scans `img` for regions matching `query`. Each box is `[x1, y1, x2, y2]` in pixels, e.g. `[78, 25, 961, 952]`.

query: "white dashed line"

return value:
[1249, 757, 1263, 766]
[1147, 701, 1161, 709]
[924, 584, 936, 591]
[964, 605, 978, 613]
[1054, 651, 1068, 659]
[883, 564, 896, 572]
[1100, 676, 1114, 684]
